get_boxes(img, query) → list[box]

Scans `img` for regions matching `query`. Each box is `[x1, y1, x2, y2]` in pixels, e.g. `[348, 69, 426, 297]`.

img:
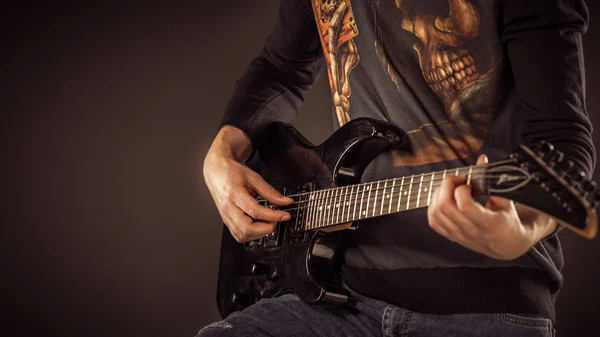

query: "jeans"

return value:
[197, 289, 555, 337]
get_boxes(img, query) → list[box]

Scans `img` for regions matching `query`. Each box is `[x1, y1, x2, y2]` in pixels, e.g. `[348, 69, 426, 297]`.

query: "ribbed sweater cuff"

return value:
[219, 98, 280, 153]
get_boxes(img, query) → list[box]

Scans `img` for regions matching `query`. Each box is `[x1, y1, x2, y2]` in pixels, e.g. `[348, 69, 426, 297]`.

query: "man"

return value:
[201, 0, 595, 335]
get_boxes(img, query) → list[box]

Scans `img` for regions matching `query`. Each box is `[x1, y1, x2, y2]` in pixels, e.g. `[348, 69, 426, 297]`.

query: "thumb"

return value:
[476, 154, 489, 166]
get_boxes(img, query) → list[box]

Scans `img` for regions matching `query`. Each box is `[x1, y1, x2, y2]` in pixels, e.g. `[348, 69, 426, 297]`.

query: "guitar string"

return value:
[254, 159, 516, 202]
[269, 176, 499, 214]
[257, 166, 525, 209]
[259, 173, 529, 209]
[261, 178, 502, 231]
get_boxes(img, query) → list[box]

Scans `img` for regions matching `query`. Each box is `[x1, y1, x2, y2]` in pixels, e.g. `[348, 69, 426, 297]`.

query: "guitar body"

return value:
[216, 118, 406, 318]
[215, 118, 600, 319]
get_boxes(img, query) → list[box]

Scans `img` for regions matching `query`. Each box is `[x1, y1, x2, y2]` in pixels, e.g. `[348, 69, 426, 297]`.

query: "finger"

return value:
[486, 196, 515, 212]
[433, 206, 493, 255]
[235, 192, 291, 222]
[454, 184, 494, 227]
[437, 175, 466, 206]
[247, 173, 293, 206]
[229, 207, 276, 242]
[476, 154, 489, 166]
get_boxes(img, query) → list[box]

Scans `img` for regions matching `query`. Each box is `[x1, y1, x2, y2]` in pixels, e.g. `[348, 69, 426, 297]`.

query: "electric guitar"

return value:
[215, 118, 599, 318]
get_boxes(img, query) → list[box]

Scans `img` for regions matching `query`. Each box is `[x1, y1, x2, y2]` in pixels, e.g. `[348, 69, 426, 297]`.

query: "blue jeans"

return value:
[197, 289, 555, 337]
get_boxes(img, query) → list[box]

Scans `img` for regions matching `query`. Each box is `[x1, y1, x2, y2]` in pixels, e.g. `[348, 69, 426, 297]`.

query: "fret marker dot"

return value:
[424, 188, 428, 192]
[387, 194, 390, 199]
[362, 210, 366, 215]
[366, 186, 370, 190]
[346, 202, 350, 206]
[319, 206, 322, 210]
[336, 204, 339, 208]
[326, 205, 330, 209]
[404, 191, 408, 196]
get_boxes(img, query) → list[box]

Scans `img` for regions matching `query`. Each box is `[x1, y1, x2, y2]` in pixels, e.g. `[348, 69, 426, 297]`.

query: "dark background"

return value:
[2, 1, 599, 336]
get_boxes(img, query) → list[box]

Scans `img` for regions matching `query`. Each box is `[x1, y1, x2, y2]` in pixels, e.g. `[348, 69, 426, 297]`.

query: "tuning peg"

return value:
[533, 141, 554, 157]
[593, 190, 600, 208]
[558, 160, 575, 178]
[544, 149, 564, 167]
[581, 180, 597, 197]
[572, 170, 586, 182]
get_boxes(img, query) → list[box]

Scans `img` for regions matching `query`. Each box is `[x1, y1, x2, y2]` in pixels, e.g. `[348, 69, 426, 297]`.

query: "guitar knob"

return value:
[252, 263, 277, 279]
[232, 292, 251, 306]
[545, 149, 563, 167]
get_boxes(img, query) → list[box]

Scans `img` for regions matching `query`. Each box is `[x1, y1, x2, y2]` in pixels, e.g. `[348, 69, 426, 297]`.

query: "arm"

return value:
[219, 0, 325, 151]
[204, 0, 324, 243]
[427, 0, 595, 259]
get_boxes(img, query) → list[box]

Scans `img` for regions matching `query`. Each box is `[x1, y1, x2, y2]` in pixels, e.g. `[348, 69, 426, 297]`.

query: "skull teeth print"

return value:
[424, 50, 478, 93]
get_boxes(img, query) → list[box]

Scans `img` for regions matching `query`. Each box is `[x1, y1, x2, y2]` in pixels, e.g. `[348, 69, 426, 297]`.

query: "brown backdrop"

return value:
[2, 2, 599, 336]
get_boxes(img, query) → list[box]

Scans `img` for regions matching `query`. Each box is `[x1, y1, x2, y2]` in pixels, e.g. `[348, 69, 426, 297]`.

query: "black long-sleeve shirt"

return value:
[219, 0, 595, 320]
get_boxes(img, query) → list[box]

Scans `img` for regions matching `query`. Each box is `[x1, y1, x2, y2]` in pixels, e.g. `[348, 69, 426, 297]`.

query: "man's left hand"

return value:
[427, 154, 558, 260]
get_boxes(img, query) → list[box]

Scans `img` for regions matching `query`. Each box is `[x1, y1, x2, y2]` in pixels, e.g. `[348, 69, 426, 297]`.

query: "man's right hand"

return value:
[203, 125, 293, 243]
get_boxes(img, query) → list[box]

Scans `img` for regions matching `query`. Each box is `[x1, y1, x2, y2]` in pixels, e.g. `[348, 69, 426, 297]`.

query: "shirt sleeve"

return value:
[500, 0, 595, 176]
[218, 0, 325, 151]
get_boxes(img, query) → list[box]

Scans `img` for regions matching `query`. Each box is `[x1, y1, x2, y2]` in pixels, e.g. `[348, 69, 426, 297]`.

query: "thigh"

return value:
[196, 294, 384, 337]
[382, 306, 554, 337]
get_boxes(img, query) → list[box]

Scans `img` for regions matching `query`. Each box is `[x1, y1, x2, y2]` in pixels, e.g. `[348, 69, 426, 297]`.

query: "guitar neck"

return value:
[299, 166, 479, 231]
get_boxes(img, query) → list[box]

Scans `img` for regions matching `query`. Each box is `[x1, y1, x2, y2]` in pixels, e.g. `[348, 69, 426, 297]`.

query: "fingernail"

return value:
[483, 154, 489, 164]
[281, 214, 291, 221]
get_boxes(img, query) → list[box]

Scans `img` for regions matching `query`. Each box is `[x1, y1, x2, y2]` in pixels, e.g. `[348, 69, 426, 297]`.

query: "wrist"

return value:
[209, 125, 253, 163]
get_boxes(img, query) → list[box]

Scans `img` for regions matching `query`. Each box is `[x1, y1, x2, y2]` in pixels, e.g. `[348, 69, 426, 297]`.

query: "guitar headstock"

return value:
[484, 141, 598, 239]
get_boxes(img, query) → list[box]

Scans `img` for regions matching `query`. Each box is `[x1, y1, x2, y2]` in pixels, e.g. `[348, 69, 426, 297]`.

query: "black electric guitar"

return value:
[215, 118, 599, 318]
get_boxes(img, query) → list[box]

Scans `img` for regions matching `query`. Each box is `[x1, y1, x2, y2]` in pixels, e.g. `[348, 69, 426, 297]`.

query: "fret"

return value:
[388, 179, 395, 214]
[330, 188, 337, 225]
[347, 186, 352, 222]
[372, 182, 379, 216]
[381, 180, 387, 215]
[341, 186, 347, 223]
[325, 188, 332, 226]
[348, 186, 354, 222]
[427, 172, 434, 206]
[311, 190, 318, 229]
[317, 189, 324, 228]
[294, 194, 300, 231]
[397, 177, 405, 212]
[416, 173, 424, 208]
[307, 191, 314, 229]
[467, 165, 473, 185]
[354, 184, 360, 220]
[335, 187, 341, 225]
[359, 184, 366, 219]
[406, 175, 414, 210]
[365, 183, 373, 218]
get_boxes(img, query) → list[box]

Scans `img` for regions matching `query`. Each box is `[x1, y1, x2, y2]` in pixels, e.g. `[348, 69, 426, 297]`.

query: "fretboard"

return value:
[298, 166, 475, 231]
